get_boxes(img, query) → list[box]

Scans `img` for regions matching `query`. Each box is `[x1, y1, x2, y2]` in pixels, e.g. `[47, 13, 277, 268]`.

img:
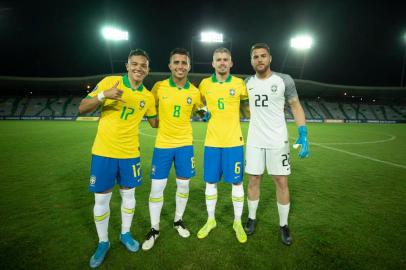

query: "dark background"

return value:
[1, 0, 405, 86]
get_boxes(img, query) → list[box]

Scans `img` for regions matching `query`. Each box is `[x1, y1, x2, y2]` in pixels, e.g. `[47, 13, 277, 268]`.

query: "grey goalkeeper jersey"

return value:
[245, 72, 298, 149]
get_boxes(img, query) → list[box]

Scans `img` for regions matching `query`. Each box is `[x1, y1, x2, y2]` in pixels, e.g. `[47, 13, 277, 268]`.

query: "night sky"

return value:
[1, 0, 405, 86]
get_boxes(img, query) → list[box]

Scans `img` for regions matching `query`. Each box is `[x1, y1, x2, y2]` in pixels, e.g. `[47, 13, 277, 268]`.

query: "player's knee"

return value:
[176, 178, 190, 193]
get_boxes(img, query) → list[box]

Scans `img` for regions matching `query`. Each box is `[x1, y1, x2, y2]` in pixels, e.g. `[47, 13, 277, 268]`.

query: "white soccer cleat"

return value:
[174, 220, 190, 238]
[141, 228, 160, 251]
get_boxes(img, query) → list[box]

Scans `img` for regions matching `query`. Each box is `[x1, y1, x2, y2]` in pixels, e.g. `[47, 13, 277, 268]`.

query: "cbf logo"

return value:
[139, 100, 145, 108]
[271, 85, 278, 93]
[186, 96, 192, 105]
[229, 89, 236, 96]
[90, 175, 96, 185]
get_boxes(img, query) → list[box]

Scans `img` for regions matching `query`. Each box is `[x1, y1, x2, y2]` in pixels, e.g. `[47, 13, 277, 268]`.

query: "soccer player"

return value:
[197, 47, 249, 243]
[244, 43, 310, 246]
[141, 48, 203, 251]
[78, 49, 157, 268]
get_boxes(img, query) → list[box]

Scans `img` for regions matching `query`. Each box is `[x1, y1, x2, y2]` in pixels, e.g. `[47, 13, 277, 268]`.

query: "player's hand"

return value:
[103, 81, 126, 103]
[202, 111, 211, 122]
[293, 125, 310, 158]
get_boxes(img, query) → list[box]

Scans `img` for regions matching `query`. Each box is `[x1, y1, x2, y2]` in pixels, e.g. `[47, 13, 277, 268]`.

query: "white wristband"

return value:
[97, 92, 105, 102]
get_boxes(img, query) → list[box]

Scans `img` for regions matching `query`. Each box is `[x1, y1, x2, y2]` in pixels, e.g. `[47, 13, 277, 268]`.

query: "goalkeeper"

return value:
[243, 43, 310, 246]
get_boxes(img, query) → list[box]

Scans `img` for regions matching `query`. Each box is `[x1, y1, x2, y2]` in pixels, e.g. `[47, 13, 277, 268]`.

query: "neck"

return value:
[172, 76, 187, 87]
[128, 75, 141, 89]
[256, 69, 272, 79]
[215, 72, 230, 82]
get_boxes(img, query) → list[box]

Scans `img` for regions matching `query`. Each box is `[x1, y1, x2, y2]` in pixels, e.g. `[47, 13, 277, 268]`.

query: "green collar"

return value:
[211, 73, 232, 84]
[123, 75, 144, 92]
[169, 76, 190, 90]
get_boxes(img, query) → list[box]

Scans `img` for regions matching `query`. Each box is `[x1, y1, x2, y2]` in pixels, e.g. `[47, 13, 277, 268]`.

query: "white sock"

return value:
[232, 184, 244, 222]
[94, 192, 112, 242]
[205, 183, 217, 219]
[277, 202, 290, 227]
[149, 179, 167, 230]
[175, 178, 190, 222]
[247, 199, 259, 220]
[120, 188, 136, 234]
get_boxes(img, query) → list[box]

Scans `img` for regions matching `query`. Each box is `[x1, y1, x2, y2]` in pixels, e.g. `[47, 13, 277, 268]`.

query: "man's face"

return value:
[251, 48, 272, 73]
[126, 55, 149, 83]
[168, 54, 190, 80]
[212, 52, 233, 75]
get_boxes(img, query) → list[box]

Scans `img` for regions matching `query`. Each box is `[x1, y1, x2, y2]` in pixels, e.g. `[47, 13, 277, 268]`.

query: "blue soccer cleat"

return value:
[89, 241, 110, 268]
[119, 232, 140, 252]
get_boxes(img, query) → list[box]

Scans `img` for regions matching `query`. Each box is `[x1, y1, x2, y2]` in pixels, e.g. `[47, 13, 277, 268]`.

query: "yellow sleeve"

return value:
[86, 77, 115, 98]
[145, 94, 157, 118]
[240, 80, 248, 101]
[151, 82, 160, 104]
[193, 89, 204, 111]
[198, 80, 207, 104]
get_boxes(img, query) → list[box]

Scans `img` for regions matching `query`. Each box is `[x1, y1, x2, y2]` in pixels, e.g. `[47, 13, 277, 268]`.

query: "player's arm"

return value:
[146, 87, 158, 128]
[78, 81, 125, 114]
[197, 81, 211, 121]
[288, 96, 309, 158]
[147, 117, 158, 128]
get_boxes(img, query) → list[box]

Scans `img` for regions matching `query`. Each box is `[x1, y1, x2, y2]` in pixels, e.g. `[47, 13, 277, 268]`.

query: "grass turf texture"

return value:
[0, 121, 405, 269]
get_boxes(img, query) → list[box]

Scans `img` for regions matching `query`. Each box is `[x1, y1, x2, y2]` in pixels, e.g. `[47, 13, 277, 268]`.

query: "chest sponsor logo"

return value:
[229, 89, 236, 96]
[187, 96, 192, 105]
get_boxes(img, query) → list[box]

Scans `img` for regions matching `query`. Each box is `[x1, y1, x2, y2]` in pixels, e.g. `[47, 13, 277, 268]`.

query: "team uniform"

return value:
[150, 77, 202, 179]
[199, 74, 248, 183]
[245, 72, 298, 176]
[87, 75, 157, 192]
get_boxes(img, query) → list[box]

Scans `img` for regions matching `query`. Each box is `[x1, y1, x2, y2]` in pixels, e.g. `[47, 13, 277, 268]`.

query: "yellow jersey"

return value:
[199, 74, 248, 147]
[152, 77, 202, 148]
[87, 75, 157, 158]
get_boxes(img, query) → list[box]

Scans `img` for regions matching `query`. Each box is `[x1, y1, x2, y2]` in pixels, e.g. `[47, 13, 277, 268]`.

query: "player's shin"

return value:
[175, 179, 190, 221]
[149, 179, 167, 230]
[120, 188, 135, 234]
[94, 192, 112, 242]
[232, 184, 244, 221]
[205, 183, 218, 219]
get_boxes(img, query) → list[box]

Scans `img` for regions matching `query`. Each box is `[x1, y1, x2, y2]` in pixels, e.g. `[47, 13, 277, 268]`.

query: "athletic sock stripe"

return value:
[206, 194, 218, 200]
[94, 211, 110, 222]
[232, 196, 244, 202]
[176, 192, 189, 198]
[149, 196, 164, 202]
[122, 207, 135, 214]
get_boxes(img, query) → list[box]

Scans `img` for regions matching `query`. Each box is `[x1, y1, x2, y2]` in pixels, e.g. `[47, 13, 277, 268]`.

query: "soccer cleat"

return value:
[280, 225, 293, 246]
[197, 218, 217, 239]
[89, 241, 110, 268]
[233, 220, 247, 243]
[244, 218, 257, 236]
[174, 219, 191, 238]
[141, 228, 160, 251]
[119, 232, 140, 252]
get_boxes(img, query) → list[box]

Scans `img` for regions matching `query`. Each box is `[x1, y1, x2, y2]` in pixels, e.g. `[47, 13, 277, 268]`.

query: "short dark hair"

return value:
[128, 49, 150, 62]
[250, 43, 270, 56]
[169, 48, 190, 61]
[213, 47, 231, 55]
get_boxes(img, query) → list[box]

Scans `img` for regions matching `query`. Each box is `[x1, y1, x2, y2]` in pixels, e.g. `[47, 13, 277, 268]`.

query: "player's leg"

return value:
[197, 147, 221, 239]
[173, 146, 195, 238]
[89, 155, 117, 268]
[223, 146, 247, 243]
[244, 146, 266, 235]
[142, 148, 172, 251]
[267, 146, 292, 245]
[116, 157, 143, 252]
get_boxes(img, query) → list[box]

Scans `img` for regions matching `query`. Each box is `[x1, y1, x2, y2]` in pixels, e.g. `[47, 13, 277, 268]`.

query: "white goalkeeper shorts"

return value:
[245, 144, 291, 176]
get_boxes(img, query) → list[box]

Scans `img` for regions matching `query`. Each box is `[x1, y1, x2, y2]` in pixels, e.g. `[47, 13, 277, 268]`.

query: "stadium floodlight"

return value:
[290, 35, 313, 50]
[101, 26, 128, 41]
[200, 31, 224, 43]
[401, 33, 406, 86]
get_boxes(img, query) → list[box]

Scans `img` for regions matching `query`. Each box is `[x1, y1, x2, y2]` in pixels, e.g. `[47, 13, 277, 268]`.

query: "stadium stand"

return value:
[1, 73, 406, 122]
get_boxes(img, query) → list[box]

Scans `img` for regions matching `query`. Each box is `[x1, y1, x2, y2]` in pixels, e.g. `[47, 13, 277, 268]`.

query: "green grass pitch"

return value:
[0, 121, 405, 269]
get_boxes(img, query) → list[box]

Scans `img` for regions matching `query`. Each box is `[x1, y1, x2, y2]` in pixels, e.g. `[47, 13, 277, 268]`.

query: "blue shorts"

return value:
[151, 146, 195, 179]
[204, 146, 244, 184]
[89, 155, 142, 193]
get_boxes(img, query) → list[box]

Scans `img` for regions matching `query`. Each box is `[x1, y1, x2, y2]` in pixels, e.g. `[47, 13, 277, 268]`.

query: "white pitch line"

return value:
[315, 134, 396, 145]
[312, 142, 406, 170]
